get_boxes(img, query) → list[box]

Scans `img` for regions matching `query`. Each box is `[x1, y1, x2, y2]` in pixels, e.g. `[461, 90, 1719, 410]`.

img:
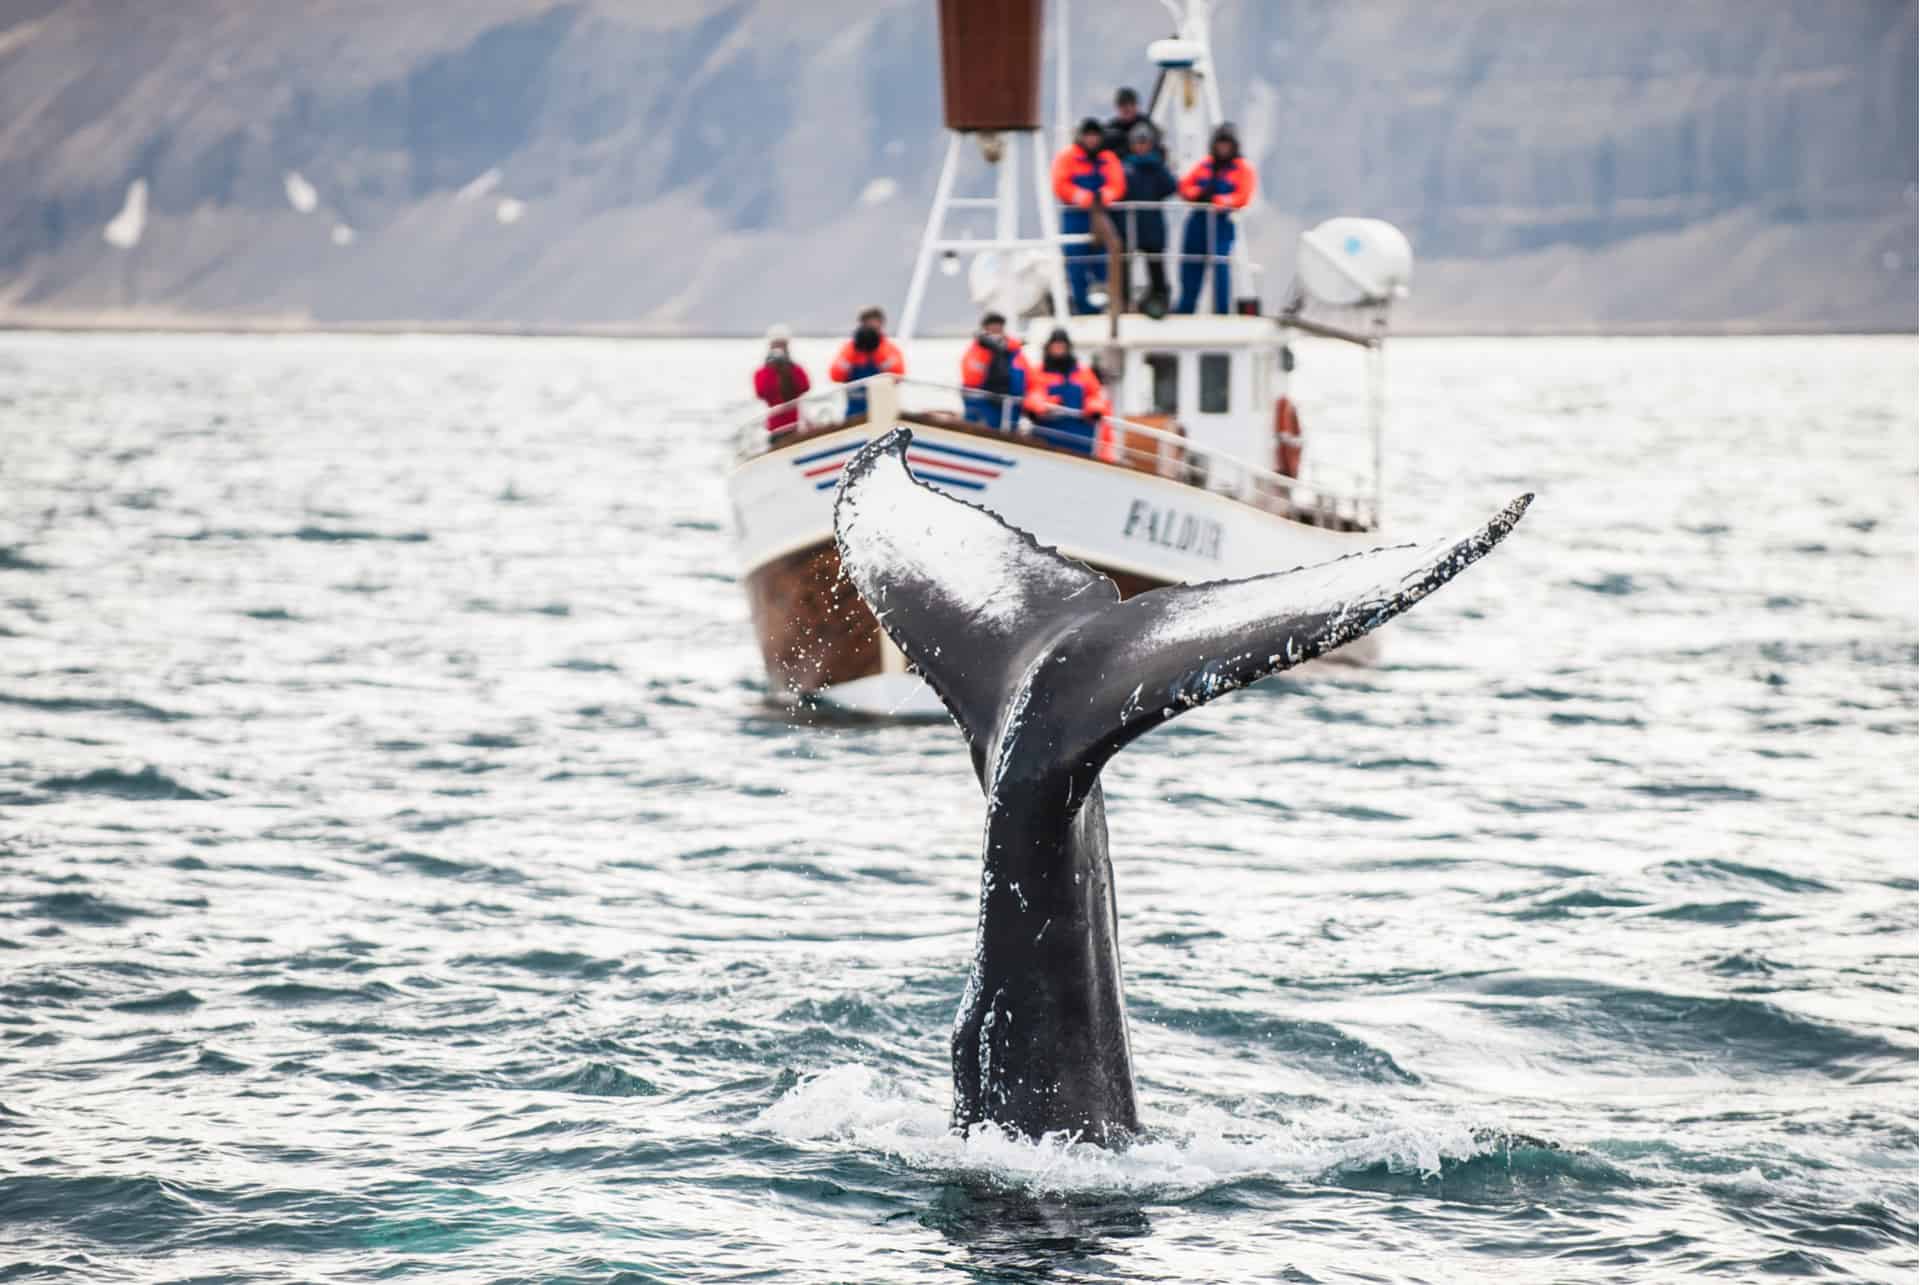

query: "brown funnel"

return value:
[938, 0, 1044, 132]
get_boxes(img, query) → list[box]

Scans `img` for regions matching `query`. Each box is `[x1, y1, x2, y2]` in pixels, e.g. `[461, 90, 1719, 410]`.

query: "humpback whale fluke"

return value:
[834, 428, 1530, 1144]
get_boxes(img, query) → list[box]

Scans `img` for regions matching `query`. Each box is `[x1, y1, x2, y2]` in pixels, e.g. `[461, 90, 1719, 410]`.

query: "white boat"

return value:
[726, 0, 1414, 716]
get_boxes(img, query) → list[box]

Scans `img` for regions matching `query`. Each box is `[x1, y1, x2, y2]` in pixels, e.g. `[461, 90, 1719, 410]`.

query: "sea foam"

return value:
[755, 1063, 1521, 1197]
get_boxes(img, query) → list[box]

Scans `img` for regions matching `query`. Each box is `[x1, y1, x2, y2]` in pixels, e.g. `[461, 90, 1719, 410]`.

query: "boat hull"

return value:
[729, 419, 1380, 704]
[741, 539, 882, 696]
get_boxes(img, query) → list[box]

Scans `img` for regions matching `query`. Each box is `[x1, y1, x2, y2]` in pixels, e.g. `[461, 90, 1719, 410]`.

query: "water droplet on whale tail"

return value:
[833, 427, 1530, 800]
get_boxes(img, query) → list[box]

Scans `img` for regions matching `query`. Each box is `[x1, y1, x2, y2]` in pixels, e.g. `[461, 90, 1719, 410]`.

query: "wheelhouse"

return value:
[1035, 313, 1291, 478]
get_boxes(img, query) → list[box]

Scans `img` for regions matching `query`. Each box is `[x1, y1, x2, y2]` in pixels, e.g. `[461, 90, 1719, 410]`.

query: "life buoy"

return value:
[1274, 397, 1303, 478]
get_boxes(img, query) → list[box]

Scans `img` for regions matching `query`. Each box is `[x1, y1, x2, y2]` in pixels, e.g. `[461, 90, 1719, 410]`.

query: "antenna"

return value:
[1054, 0, 1070, 154]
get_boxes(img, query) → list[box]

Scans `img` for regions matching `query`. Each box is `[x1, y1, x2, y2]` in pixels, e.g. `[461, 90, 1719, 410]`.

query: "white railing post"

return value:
[900, 135, 962, 346]
[1031, 133, 1072, 320]
[1367, 340, 1386, 524]
[996, 135, 1018, 244]
[867, 373, 901, 430]
[1207, 205, 1219, 315]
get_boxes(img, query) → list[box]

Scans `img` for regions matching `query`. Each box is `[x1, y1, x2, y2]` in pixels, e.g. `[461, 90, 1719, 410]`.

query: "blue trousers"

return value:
[1177, 209, 1236, 314]
[1032, 414, 1096, 455]
[963, 394, 1017, 430]
[1060, 209, 1107, 314]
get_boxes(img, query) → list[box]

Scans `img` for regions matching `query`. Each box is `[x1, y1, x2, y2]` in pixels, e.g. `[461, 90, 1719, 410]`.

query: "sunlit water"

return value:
[0, 332, 1914, 1282]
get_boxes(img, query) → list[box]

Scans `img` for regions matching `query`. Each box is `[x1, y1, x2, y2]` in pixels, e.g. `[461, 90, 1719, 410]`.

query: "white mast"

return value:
[898, 132, 1072, 346]
[1053, 0, 1071, 153]
[899, 1, 1069, 346]
[1147, 0, 1255, 299]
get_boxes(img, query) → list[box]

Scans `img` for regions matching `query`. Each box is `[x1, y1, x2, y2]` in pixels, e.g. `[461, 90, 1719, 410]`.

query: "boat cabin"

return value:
[1035, 312, 1288, 477]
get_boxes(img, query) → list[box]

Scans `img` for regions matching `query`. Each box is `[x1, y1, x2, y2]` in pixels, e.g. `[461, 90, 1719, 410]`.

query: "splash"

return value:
[753, 1064, 1532, 1197]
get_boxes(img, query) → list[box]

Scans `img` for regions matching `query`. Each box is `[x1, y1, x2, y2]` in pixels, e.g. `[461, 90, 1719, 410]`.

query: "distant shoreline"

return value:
[0, 315, 1911, 341]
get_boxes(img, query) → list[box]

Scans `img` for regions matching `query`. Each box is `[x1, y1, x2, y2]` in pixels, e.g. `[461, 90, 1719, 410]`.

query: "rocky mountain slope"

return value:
[1, 0, 1913, 332]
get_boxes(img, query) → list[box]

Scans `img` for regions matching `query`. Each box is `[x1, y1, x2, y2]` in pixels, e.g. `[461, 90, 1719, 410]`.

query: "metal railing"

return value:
[1058, 199, 1262, 316]
[735, 375, 1376, 530]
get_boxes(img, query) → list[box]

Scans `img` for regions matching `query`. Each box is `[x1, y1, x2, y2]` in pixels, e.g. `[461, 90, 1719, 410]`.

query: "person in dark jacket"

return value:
[1103, 86, 1160, 156]
[1176, 123, 1259, 315]
[959, 312, 1031, 430]
[1024, 328, 1111, 456]
[1050, 118, 1126, 314]
[1118, 123, 1177, 314]
[753, 323, 811, 438]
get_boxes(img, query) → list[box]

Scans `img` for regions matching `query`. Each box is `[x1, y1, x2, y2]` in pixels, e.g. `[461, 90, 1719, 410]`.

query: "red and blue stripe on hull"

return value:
[793, 436, 1016, 493]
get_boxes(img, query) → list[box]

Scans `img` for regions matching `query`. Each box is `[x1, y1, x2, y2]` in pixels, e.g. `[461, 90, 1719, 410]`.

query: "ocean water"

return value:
[0, 331, 1914, 1283]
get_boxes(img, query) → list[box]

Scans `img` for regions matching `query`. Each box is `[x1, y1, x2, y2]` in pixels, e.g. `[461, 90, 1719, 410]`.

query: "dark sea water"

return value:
[0, 332, 1914, 1283]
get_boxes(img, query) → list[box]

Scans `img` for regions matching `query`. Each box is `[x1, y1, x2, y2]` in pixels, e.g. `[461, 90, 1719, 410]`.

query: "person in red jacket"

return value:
[752, 324, 811, 439]
[1023, 328, 1111, 455]
[1176, 122, 1258, 314]
[959, 311, 1031, 430]
[1050, 117, 1126, 314]
[827, 306, 905, 420]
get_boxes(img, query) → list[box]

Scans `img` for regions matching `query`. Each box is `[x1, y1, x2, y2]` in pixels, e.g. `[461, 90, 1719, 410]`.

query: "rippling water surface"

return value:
[1, 332, 1914, 1282]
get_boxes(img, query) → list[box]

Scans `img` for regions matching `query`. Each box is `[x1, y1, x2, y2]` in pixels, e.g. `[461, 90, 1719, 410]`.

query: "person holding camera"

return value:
[753, 324, 811, 439]
[959, 312, 1031, 431]
[828, 306, 907, 420]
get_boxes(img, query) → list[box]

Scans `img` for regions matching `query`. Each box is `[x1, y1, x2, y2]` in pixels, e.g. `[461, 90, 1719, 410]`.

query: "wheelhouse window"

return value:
[1146, 352, 1179, 415]
[1199, 352, 1231, 413]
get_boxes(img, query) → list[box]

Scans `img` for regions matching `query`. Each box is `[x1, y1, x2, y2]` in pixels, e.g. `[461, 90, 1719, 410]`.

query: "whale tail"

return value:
[833, 428, 1530, 799]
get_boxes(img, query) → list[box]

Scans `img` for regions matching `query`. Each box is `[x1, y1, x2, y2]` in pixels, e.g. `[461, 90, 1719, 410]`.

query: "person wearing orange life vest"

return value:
[959, 312, 1031, 431]
[1050, 118, 1125, 314]
[1023, 328, 1111, 456]
[1175, 123, 1258, 315]
[828, 305, 906, 420]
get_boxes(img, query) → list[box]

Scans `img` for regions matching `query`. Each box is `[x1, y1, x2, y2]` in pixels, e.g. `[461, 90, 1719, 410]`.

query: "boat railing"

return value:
[736, 375, 1376, 530]
[1058, 199, 1262, 315]
[735, 376, 892, 457]
[900, 377, 1374, 528]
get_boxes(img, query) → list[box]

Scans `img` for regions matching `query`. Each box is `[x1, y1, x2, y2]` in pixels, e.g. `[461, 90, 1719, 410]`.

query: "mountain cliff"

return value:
[1, 0, 1912, 332]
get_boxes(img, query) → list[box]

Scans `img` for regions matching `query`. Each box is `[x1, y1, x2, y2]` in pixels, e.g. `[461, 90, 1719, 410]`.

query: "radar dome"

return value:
[1296, 218, 1413, 307]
